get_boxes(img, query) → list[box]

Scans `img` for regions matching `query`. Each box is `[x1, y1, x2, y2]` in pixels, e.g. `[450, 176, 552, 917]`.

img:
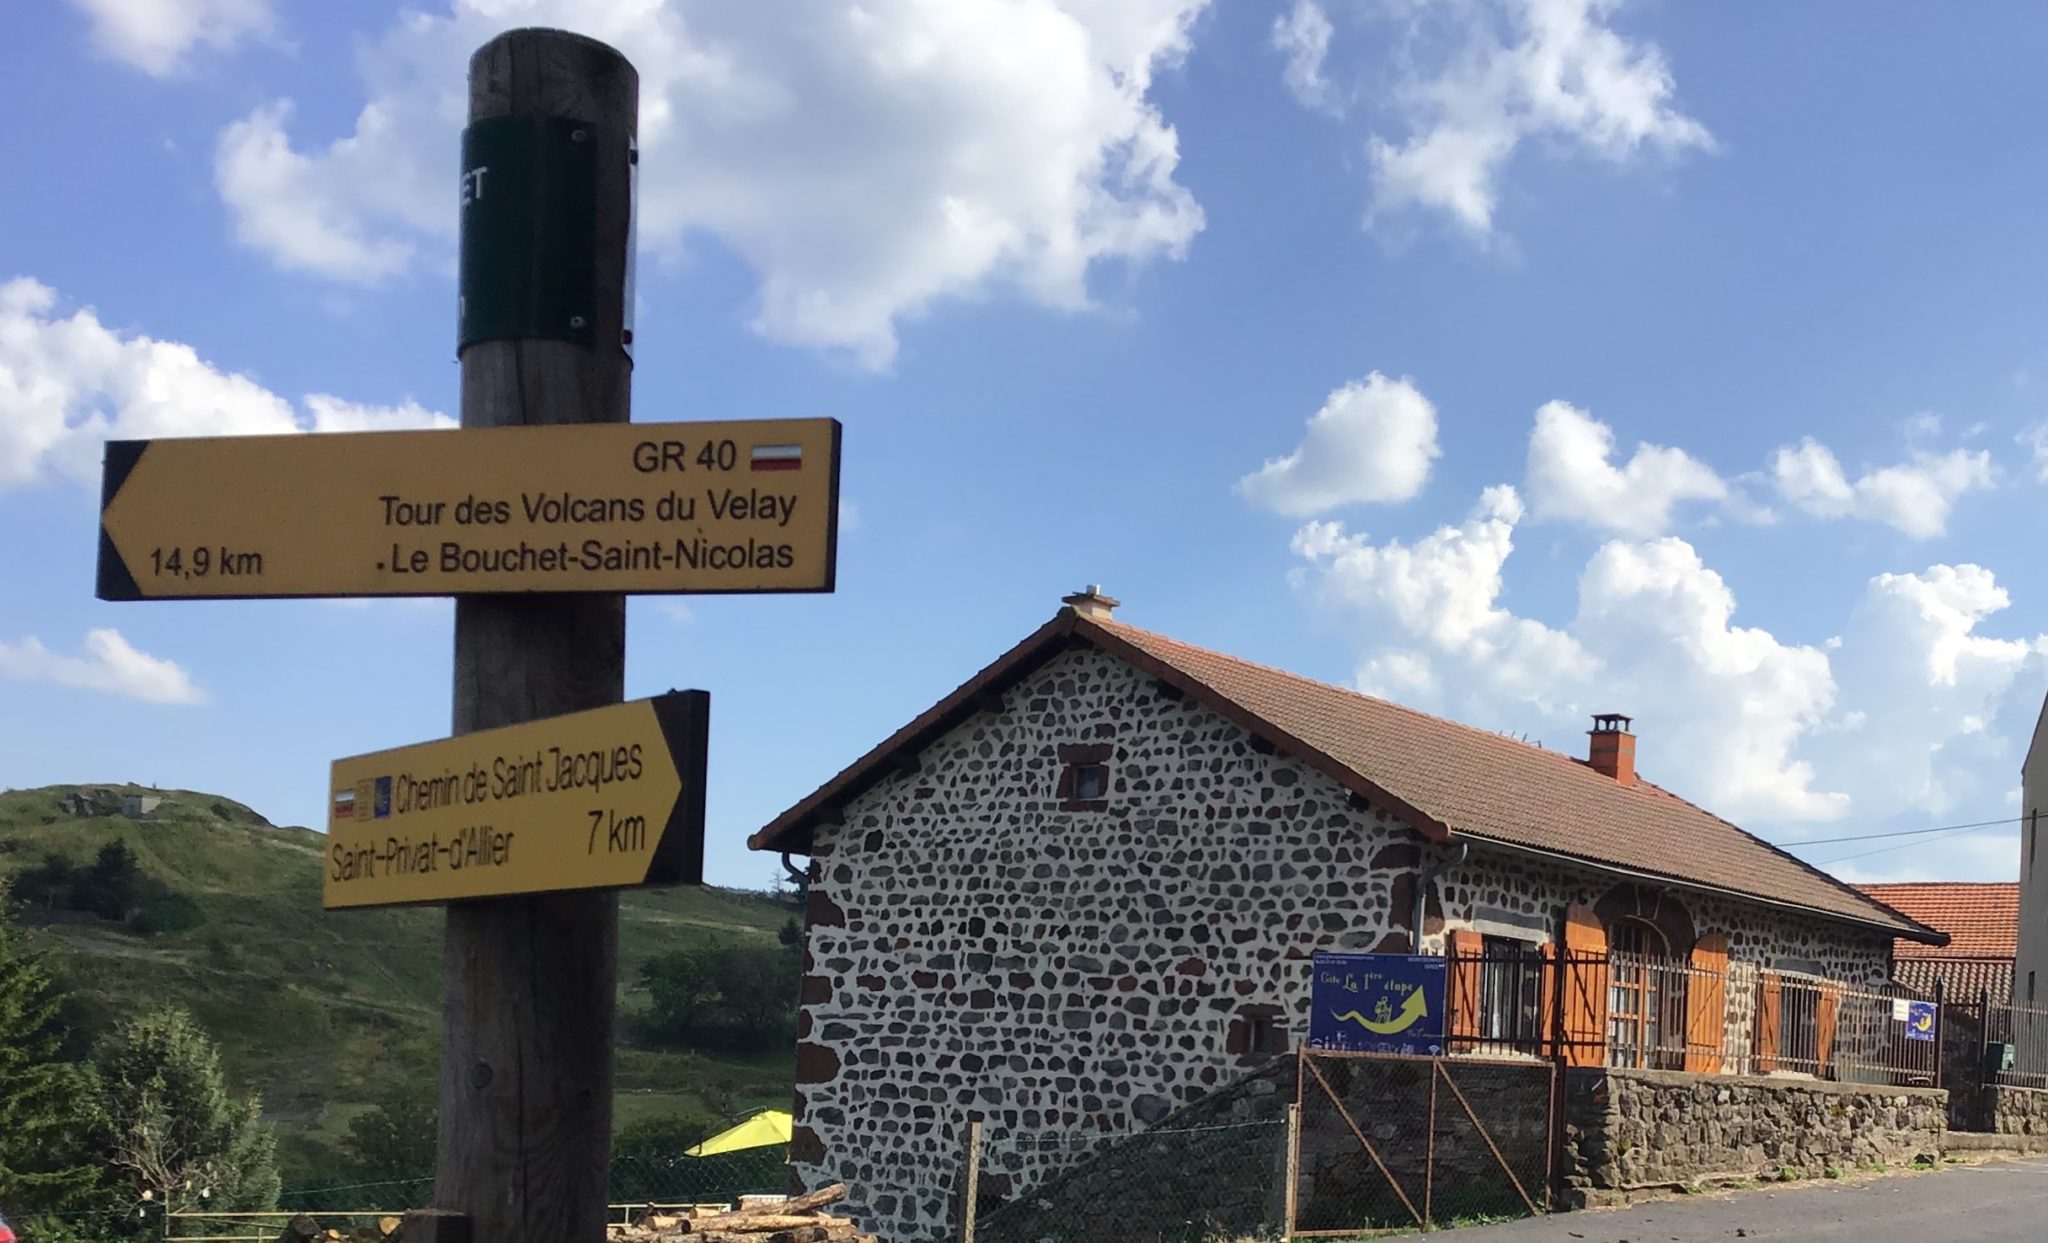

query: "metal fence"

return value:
[1443, 946, 1942, 1087]
[162, 1150, 789, 1243]
[1983, 1000, 2048, 1089]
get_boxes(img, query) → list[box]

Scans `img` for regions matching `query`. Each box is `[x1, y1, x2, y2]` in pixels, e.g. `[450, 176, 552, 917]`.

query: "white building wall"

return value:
[2017, 698, 2048, 1009]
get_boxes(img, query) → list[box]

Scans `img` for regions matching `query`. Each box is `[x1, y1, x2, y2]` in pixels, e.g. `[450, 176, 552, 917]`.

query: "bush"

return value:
[635, 942, 800, 1053]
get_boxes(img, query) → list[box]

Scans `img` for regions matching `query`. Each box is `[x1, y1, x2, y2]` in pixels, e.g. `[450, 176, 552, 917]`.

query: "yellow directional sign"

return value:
[323, 692, 707, 909]
[97, 419, 840, 600]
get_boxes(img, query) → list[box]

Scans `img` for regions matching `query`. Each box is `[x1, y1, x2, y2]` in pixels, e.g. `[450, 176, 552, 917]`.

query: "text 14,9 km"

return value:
[148, 546, 264, 581]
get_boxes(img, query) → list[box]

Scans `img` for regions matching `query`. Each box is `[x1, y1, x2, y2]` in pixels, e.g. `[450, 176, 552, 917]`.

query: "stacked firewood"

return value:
[610, 1183, 873, 1243]
[274, 1215, 404, 1242]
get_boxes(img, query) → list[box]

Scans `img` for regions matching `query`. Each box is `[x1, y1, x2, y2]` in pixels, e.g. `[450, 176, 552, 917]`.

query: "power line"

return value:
[1778, 814, 2026, 849]
[1813, 820, 2011, 866]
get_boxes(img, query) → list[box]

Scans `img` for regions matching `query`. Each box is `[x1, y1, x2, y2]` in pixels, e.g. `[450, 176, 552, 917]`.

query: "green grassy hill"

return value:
[0, 783, 797, 1185]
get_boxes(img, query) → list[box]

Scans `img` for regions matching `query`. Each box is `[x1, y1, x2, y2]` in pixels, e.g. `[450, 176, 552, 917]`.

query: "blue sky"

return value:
[4, 0, 2046, 888]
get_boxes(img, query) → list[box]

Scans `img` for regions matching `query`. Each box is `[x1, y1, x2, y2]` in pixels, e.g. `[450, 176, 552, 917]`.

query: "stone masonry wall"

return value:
[789, 646, 1898, 1241]
[1561, 1067, 1946, 1206]
[1988, 1084, 2048, 1137]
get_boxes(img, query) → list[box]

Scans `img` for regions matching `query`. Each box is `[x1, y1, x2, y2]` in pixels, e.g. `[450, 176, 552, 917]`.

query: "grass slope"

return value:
[0, 783, 795, 1183]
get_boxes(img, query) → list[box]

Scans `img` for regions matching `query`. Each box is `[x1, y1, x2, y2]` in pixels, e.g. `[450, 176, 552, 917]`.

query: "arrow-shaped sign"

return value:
[96, 419, 840, 600]
[1332, 986, 1430, 1035]
[323, 692, 708, 909]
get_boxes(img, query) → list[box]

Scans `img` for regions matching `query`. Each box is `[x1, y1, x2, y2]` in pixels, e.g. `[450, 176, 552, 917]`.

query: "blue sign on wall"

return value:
[1902, 1000, 1937, 1043]
[1308, 952, 1449, 1054]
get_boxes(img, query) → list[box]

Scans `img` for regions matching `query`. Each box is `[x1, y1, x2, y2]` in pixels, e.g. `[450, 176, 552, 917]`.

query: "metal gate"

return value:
[1287, 1049, 1555, 1235]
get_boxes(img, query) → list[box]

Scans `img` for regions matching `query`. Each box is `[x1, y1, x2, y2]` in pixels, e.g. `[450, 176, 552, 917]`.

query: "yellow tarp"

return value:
[684, 1109, 793, 1157]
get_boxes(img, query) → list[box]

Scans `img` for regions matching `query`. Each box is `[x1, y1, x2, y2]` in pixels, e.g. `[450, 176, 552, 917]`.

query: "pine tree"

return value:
[0, 886, 101, 1217]
[91, 1007, 280, 1232]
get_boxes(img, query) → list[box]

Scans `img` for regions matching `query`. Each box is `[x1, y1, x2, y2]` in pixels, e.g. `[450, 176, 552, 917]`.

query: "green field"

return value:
[0, 783, 796, 1188]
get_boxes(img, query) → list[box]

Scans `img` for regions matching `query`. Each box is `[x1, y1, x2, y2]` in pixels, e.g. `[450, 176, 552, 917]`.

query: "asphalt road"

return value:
[1423, 1158, 2048, 1242]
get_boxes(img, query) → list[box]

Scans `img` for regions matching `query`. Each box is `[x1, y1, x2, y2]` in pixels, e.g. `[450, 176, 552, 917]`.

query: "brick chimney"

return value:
[1061, 584, 1119, 620]
[1587, 714, 1636, 787]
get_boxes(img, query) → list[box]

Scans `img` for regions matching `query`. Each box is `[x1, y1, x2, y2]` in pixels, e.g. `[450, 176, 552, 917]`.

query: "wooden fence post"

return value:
[1283, 1101, 1300, 1239]
[958, 1119, 983, 1243]
[436, 28, 639, 1243]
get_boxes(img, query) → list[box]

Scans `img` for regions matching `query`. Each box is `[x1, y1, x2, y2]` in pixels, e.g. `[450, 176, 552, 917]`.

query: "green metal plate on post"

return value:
[458, 116, 598, 351]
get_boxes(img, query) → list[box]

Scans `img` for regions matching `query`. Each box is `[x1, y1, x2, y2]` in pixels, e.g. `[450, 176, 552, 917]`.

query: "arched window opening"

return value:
[1609, 916, 1687, 1070]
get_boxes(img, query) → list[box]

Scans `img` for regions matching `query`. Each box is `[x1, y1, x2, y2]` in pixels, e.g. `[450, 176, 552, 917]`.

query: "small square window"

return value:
[1072, 764, 1108, 801]
[1056, 744, 1113, 810]
[1248, 1013, 1288, 1054]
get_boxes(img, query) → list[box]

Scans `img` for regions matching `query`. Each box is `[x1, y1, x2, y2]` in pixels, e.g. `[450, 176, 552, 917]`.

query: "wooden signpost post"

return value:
[93, 27, 835, 1243]
[442, 30, 639, 1243]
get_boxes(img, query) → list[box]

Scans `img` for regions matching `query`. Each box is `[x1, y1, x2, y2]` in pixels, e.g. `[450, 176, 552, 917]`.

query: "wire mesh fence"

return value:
[1292, 1051, 1552, 1236]
[157, 1150, 790, 1242]
[967, 1119, 1289, 1243]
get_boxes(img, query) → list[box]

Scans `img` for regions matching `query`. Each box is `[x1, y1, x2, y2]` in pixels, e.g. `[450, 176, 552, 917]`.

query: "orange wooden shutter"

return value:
[1560, 903, 1610, 1067]
[1814, 982, 1841, 1074]
[1448, 928, 1484, 1045]
[1754, 972, 1782, 1072]
[1685, 932, 1729, 1073]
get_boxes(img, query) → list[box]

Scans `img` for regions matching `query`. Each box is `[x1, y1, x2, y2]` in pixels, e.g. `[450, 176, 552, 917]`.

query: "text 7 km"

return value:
[588, 807, 648, 854]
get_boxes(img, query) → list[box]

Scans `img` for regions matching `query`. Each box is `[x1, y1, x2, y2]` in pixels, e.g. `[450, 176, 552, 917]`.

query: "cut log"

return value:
[684, 1215, 837, 1233]
[772, 1184, 847, 1216]
[275, 1215, 323, 1243]
[378, 1219, 403, 1238]
[762, 1230, 830, 1243]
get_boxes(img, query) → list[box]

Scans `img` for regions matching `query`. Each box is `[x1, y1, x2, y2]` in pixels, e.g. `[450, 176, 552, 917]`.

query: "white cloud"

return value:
[1273, 1, 1338, 114]
[1285, 479, 2048, 875]
[0, 628, 205, 705]
[302, 395, 456, 434]
[1239, 372, 1441, 515]
[2018, 422, 2048, 482]
[69, 0, 271, 77]
[1524, 400, 1727, 535]
[1817, 564, 2048, 817]
[1570, 537, 1847, 821]
[0, 277, 447, 490]
[210, 0, 1208, 368]
[1367, 0, 1713, 236]
[1291, 484, 1846, 822]
[1770, 436, 1994, 539]
[1291, 485, 1594, 707]
[215, 104, 417, 283]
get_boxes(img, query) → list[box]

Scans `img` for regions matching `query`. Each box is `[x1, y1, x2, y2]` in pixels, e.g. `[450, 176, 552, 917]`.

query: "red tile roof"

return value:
[1852, 883, 2018, 958]
[753, 608, 1943, 944]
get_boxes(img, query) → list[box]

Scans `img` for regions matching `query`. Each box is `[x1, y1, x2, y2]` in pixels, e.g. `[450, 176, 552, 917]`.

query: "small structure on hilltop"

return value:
[56, 787, 122, 818]
[120, 793, 161, 820]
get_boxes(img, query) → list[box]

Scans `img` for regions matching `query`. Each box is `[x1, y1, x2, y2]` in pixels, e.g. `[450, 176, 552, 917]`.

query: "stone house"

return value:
[751, 589, 1945, 1241]
[1855, 881, 2019, 1003]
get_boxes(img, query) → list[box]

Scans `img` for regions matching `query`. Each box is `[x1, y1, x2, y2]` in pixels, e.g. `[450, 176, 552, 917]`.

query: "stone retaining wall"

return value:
[1986, 1083, 2048, 1137]
[1562, 1067, 1946, 1206]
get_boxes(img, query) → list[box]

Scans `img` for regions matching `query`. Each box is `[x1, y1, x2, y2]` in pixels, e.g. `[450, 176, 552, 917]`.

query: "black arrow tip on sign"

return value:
[647, 690, 710, 887]
[95, 441, 147, 602]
